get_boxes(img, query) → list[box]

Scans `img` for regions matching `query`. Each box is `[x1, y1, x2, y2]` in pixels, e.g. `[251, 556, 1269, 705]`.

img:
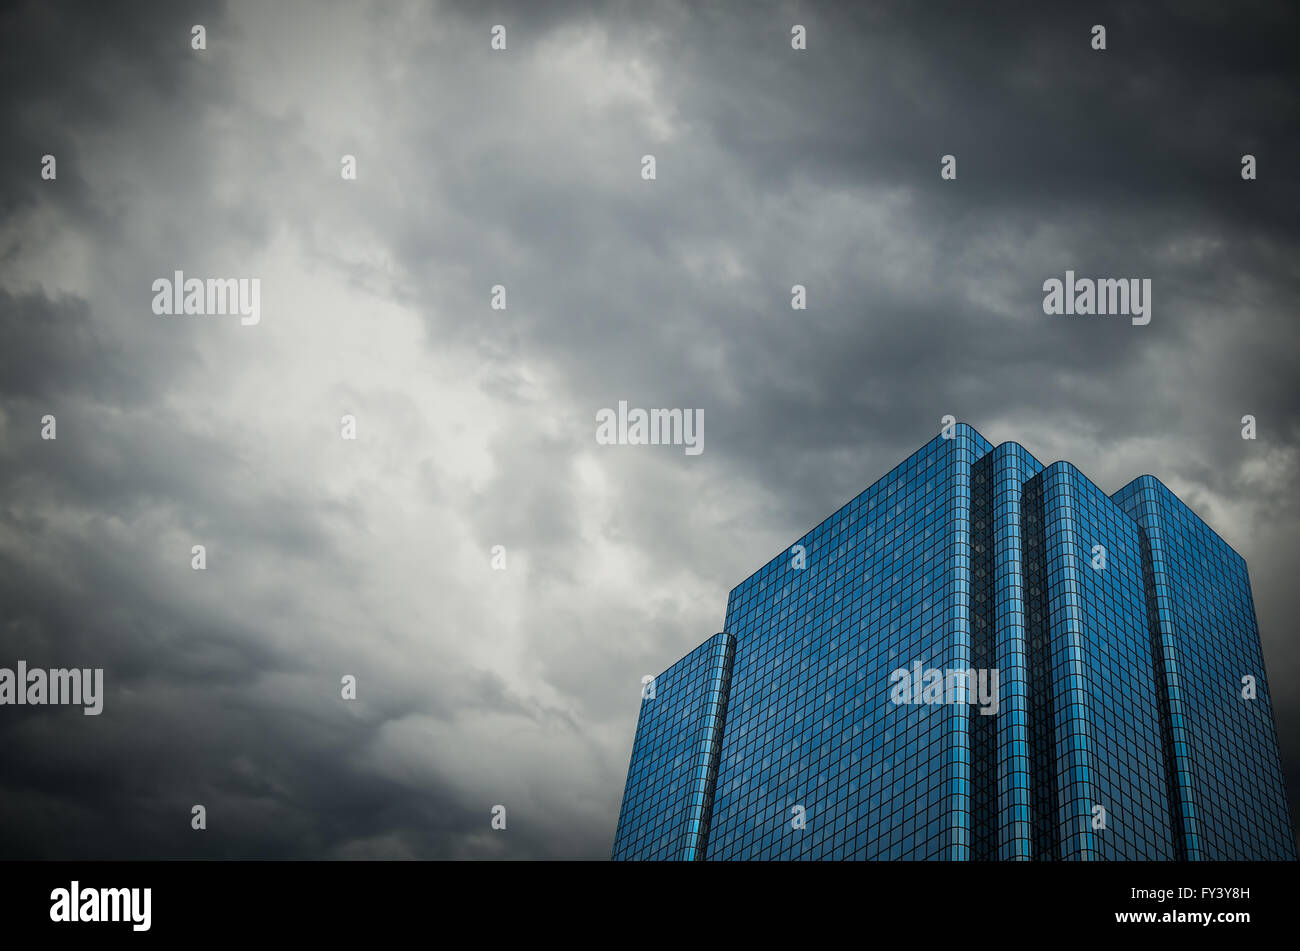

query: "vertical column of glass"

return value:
[992, 447, 1036, 859]
[680, 631, 735, 861]
[970, 453, 997, 858]
[1041, 467, 1100, 860]
[1122, 479, 1202, 859]
[946, 433, 976, 860]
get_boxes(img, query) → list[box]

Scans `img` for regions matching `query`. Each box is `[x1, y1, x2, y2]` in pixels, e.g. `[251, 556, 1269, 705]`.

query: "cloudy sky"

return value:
[1, 0, 1297, 859]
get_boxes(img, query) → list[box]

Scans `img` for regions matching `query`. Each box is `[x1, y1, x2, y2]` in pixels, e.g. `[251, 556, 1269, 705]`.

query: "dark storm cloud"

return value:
[0, 0, 227, 221]
[0, 290, 146, 402]
[400, 0, 1300, 569]
[0, 0, 1297, 859]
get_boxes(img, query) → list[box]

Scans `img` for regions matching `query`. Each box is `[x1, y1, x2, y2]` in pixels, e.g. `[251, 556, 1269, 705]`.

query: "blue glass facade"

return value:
[1113, 476, 1295, 860]
[611, 632, 734, 860]
[707, 427, 990, 860]
[613, 426, 1297, 860]
[972, 442, 1042, 860]
[1021, 463, 1176, 859]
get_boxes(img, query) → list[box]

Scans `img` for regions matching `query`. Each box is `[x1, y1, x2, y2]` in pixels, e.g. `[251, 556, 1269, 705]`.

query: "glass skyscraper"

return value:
[611, 425, 1296, 860]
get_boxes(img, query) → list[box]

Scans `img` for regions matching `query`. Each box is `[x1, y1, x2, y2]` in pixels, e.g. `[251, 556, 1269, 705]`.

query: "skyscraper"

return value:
[611, 425, 1296, 860]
